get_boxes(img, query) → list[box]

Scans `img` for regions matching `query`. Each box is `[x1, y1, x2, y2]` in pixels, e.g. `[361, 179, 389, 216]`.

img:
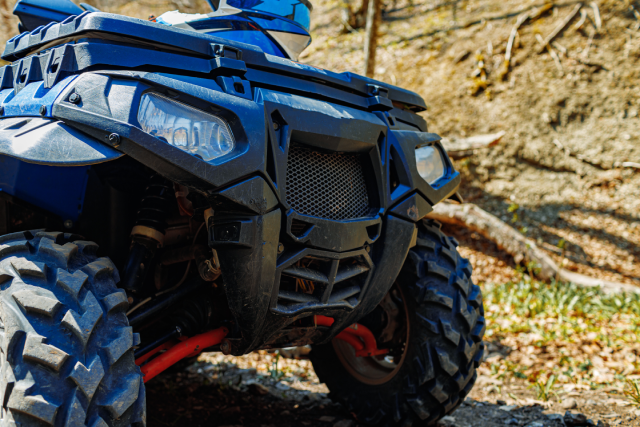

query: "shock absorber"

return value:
[121, 175, 173, 292]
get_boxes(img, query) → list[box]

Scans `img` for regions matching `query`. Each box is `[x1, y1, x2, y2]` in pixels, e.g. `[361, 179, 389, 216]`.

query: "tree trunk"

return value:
[341, 0, 370, 32]
[364, 0, 381, 78]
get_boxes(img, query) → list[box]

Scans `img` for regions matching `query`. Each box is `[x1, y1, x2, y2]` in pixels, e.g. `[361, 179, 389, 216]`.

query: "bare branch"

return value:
[506, 12, 530, 62]
[582, 32, 594, 58]
[441, 131, 506, 159]
[428, 203, 639, 294]
[537, 3, 583, 54]
[618, 161, 640, 169]
[573, 8, 588, 30]
[553, 139, 610, 169]
[590, 1, 602, 31]
[536, 34, 564, 74]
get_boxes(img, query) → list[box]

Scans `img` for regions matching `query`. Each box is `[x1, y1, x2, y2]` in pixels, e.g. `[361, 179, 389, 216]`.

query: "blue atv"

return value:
[0, 0, 485, 425]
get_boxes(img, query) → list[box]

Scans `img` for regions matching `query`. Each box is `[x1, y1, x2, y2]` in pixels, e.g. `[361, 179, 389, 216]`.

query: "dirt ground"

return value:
[144, 350, 640, 427]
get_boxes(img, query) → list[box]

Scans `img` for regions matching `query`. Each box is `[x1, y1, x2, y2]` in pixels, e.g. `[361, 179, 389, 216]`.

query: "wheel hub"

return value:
[332, 283, 410, 385]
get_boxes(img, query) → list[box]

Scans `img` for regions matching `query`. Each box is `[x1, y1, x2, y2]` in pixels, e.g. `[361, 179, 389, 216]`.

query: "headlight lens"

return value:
[138, 93, 235, 162]
[415, 144, 446, 184]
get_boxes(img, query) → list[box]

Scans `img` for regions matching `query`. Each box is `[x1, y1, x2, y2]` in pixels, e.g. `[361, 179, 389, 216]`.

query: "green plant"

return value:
[508, 203, 519, 223]
[269, 352, 285, 380]
[624, 379, 640, 407]
[530, 374, 557, 401]
[579, 360, 592, 372]
[526, 261, 541, 279]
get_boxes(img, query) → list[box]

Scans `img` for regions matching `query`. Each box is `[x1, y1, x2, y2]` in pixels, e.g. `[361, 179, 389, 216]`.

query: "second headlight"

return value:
[138, 93, 235, 162]
[415, 144, 446, 185]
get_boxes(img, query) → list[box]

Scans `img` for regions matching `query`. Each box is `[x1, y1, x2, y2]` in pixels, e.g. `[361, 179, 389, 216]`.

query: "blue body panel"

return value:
[0, 75, 76, 117]
[13, 0, 83, 31]
[248, 15, 308, 34]
[0, 76, 90, 222]
[205, 29, 285, 57]
[1, 12, 427, 111]
[0, 155, 88, 221]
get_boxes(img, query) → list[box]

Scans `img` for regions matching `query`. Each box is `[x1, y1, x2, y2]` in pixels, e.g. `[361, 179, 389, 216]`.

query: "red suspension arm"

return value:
[135, 340, 177, 366]
[139, 327, 228, 382]
[137, 315, 382, 382]
[315, 315, 387, 357]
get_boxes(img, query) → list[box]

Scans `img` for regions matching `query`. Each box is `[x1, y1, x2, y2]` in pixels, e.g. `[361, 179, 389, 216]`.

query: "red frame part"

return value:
[315, 315, 388, 357]
[135, 340, 177, 366]
[136, 315, 385, 382]
[138, 327, 228, 382]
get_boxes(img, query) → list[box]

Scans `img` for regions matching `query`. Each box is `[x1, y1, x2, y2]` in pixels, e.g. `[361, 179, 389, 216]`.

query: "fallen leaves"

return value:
[481, 276, 640, 392]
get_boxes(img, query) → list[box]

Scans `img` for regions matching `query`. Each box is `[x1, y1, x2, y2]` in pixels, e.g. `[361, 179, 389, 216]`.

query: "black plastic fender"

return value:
[213, 209, 282, 354]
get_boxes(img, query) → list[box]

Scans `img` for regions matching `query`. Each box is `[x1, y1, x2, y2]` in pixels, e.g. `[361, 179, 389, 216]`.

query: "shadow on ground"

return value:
[145, 360, 632, 427]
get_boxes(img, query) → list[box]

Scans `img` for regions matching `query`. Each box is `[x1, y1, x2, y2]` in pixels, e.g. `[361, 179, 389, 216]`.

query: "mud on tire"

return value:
[0, 231, 145, 427]
[310, 220, 486, 426]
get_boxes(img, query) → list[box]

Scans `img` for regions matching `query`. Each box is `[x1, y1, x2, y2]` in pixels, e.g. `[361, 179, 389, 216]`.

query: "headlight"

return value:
[138, 93, 235, 162]
[415, 144, 446, 184]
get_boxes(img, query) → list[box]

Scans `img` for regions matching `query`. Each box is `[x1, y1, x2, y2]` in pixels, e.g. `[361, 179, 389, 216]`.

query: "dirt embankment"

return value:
[302, 0, 640, 288]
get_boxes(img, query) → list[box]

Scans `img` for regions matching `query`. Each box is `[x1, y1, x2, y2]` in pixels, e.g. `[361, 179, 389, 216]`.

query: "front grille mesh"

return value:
[286, 145, 370, 220]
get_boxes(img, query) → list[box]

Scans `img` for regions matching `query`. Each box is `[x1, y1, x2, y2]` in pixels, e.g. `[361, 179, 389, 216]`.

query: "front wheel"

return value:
[310, 219, 486, 426]
[0, 231, 145, 427]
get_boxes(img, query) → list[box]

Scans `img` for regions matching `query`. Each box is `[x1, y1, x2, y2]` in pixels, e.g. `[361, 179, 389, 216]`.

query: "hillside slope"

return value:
[301, 0, 639, 286]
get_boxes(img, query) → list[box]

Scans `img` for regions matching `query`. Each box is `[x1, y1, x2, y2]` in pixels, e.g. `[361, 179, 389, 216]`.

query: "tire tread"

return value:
[0, 232, 144, 427]
[310, 219, 486, 426]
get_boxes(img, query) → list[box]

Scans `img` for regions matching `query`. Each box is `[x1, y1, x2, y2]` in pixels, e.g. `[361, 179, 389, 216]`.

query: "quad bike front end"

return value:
[0, 9, 485, 427]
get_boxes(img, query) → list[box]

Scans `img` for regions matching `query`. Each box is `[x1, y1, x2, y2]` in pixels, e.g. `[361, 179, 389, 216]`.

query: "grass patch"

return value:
[481, 273, 640, 390]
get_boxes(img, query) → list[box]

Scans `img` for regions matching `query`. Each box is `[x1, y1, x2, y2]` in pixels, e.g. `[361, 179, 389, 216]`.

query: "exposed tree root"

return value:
[441, 131, 506, 159]
[428, 203, 639, 294]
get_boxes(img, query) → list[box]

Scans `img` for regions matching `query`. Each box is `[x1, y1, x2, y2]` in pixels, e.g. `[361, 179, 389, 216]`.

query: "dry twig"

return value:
[536, 34, 564, 74]
[399, 0, 583, 44]
[590, 2, 601, 32]
[499, 12, 530, 80]
[529, 3, 554, 20]
[441, 131, 506, 159]
[506, 12, 530, 62]
[537, 4, 583, 53]
[552, 41, 568, 54]
[552, 139, 609, 169]
[618, 161, 640, 169]
[428, 203, 639, 294]
[573, 8, 588, 31]
[582, 32, 594, 57]
[548, 47, 564, 73]
[624, 27, 640, 37]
